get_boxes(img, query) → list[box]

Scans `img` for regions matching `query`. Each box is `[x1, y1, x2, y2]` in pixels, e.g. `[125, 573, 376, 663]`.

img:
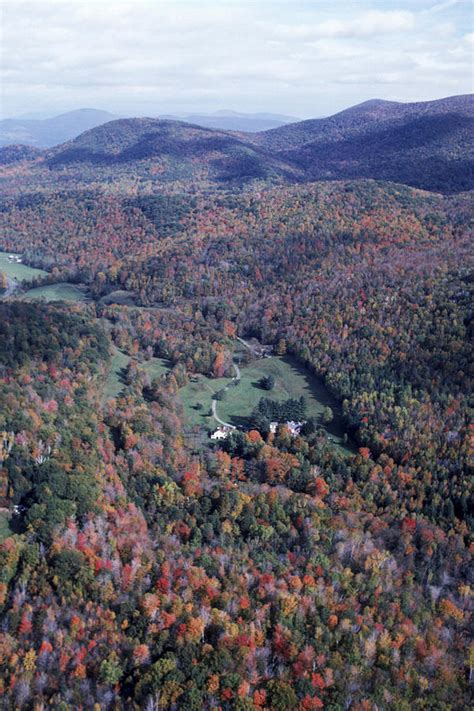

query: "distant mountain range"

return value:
[158, 111, 299, 133]
[0, 109, 117, 148]
[0, 109, 298, 148]
[1, 95, 472, 193]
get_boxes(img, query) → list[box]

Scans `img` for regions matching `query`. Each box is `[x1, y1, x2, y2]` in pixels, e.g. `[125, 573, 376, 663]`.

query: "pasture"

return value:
[178, 353, 352, 452]
[179, 374, 233, 430]
[0, 251, 47, 282]
[24, 282, 89, 302]
[102, 346, 171, 402]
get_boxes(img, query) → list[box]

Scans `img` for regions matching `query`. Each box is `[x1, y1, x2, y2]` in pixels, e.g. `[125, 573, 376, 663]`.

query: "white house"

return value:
[286, 420, 304, 436]
[269, 421, 305, 437]
[210, 427, 231, 441]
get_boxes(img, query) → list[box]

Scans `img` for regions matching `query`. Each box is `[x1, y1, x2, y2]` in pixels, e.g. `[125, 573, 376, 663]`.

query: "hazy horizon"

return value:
[1, 107, 302, 122]
[1, 0, 472, 120]
[2, 91, 472, 124]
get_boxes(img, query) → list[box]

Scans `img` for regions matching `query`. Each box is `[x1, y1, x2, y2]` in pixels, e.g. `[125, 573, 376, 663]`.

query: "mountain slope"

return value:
[288, 112, 473, 192]
[0, 95, 472, 193]
[43, 117, 303, 184]
[250, 95, 473, 193]
[0, 108, 117, 148]
[255, 94, 474, 150]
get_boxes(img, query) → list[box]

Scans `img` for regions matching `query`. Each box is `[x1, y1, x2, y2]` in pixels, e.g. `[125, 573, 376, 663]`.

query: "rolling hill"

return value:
[0, 144, 44, 164]
[0, 109, 297, 148]
[0, 95, 472, 193]
[255, 94, 474, 150]
[254, 94, 474, 193]
[41, 118, 304, 185]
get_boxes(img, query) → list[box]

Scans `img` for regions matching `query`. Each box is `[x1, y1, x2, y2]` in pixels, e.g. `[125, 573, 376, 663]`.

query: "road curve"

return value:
[211, 399, 235, 428]
[210, 359, 241, 429]
[1, 277, 19, 299]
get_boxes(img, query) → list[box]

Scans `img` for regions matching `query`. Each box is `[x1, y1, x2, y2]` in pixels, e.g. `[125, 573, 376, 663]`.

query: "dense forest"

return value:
[0, 97, 472, 709]
[1, 94, 472, 195]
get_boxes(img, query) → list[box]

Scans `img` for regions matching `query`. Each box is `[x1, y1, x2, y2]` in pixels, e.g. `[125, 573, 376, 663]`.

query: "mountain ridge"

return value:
[1, 94, 472, 193]
[253, 93, 474, 150]
[0, 108, 298, 147]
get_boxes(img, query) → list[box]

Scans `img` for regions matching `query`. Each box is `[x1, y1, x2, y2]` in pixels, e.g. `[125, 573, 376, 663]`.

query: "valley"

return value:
[0, 94, 471, 710]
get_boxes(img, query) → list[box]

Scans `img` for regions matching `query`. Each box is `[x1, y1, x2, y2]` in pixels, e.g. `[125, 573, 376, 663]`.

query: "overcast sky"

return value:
[1, 0, 472, 119]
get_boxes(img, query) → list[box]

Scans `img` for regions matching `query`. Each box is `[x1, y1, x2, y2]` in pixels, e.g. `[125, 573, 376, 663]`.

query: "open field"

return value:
[24, 282, 89, 302]
[178, 354, 353, 452]
[99, 290, 137, 306]
[0, 251, 48, 282]
[220, 355, 351, 450]
[102, 346, 171, 402]
[141, 356, 172, 381]
[179, 374, 233, 430]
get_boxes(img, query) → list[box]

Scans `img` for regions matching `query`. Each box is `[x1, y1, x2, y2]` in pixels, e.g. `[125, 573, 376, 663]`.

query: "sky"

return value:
[1, 0, 472, 119]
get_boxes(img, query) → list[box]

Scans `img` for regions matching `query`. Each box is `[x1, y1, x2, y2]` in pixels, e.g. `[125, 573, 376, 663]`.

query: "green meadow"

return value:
[179, 373, 233, 430]
[178, 353, 352, 452]
[102, 346, 171, 402]
[0, 251, 48, 282]
[24, 282, 89, 302]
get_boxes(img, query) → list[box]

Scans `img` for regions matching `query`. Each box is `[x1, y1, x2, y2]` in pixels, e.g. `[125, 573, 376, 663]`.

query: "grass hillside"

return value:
[0, 252, 47, 281]
[23, 282, 88, 302]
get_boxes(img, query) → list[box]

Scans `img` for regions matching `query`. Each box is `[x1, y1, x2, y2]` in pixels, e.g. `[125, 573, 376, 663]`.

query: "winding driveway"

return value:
[1, 277, 19, 299]
[211, 361, 241, 429]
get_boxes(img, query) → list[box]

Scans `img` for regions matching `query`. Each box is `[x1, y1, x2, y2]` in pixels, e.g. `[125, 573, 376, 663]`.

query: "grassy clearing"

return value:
[102, 347, 171, 402]
[24, 282, 89, 302]
[103, 347, 131, 401]
[0, 251, 48, 282]
[141, 357, 172, 381]
[0, 511, 12, 543]
[220, 355, 351, 451]
[178, 354, 353, 452]
[179, 374, 233, 430]
[99, 290, 137, 307]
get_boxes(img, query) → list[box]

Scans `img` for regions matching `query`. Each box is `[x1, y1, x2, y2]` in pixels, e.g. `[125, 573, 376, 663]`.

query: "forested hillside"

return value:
[255, 95, 474, 150]
[1, 94, 472, 194]
[0, 96, 472, 709]
[253, 94, 474, 193]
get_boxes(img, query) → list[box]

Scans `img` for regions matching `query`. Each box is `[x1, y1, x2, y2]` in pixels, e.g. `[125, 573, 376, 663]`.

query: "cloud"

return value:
[273, 10, 415, 40]
[0, 1, 471, 118]
[427, 0, 462, 13]
[320, 10, 415, 37]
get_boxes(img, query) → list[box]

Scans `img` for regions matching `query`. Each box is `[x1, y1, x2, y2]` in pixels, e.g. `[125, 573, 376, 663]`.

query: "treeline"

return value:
[250, 396, 307, 432]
